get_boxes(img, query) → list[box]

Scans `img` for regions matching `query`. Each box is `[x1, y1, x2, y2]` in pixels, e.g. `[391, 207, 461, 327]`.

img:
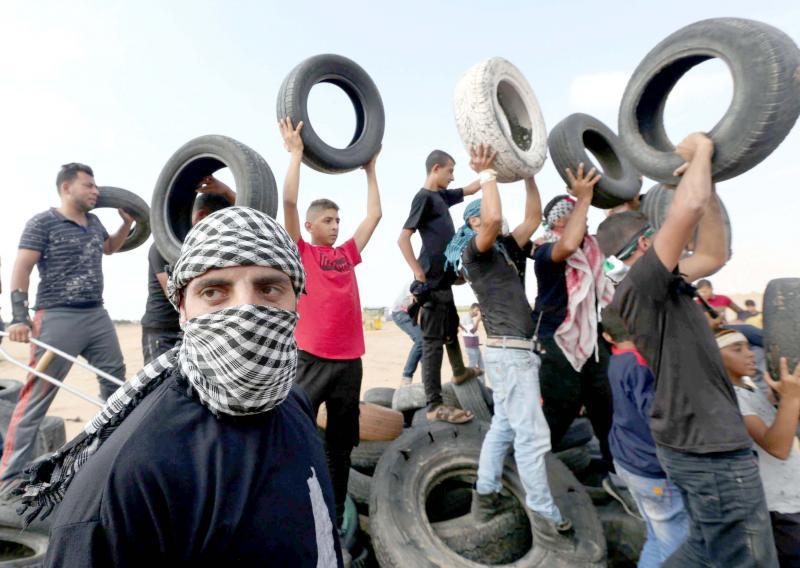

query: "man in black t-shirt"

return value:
[398, 149, 483, 423]
[141, 177, 233, 363]
[1, 163, 133, 488]
[597, 133, 777, 566]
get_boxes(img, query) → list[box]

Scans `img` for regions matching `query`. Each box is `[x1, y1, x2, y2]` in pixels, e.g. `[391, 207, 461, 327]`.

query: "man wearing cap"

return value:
[18, 207, 342, 567]
[597, 133, 776, 566]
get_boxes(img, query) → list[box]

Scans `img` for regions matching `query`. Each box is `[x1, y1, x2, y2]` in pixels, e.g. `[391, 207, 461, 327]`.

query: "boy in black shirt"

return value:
[398, 149, 483, 423]
[597, 133, 777, 566]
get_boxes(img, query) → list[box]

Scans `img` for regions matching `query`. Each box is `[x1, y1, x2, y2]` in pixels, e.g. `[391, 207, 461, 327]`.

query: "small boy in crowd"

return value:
[459, 303, 483, 370]
[601, 306, 688, 567]
[717, 329, 800, 567]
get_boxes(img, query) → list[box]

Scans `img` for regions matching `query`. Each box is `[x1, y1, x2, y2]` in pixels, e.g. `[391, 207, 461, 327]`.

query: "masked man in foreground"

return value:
[16, 207, 342, 568]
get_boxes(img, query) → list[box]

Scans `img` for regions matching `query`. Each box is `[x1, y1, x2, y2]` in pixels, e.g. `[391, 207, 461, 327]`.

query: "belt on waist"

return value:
[485, 337, 536, 350]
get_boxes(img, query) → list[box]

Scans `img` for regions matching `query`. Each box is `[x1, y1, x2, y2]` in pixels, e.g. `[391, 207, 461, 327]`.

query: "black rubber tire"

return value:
[441, 382, 461, 410]
[596, 501, 647, 567]
[348, 468, 372, 516]
[350, 440, 391, 475]
[553, 445, 593, 477]
[641, 183, 732, 257]
[432, 507, 532, 565]
[95, 186, 151, 252]
[392, 383, 426, 412]
[0, 401, 66, 459]
[0, 380, 22, 404]
[0, 527, 48, 566]
[452, 377, 493, 423]
[150, 135, 278, 263]
[763, 278, 800, 378]
[276, 54, 385, 174]
[619, 18, 800, 185]
[369, 421, 606, 567]
[363, 387, 395, 409]
[553, 417, 594, 452]
[411, 407, 429, 427]
[548, 113, 642, 209]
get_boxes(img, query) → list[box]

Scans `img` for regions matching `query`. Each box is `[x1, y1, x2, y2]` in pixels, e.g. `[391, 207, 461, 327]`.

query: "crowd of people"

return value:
[0, 126, 796, 567]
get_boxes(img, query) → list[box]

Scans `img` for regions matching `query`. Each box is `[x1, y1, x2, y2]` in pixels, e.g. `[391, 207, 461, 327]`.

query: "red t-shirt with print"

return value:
[295, 237, 364, 359]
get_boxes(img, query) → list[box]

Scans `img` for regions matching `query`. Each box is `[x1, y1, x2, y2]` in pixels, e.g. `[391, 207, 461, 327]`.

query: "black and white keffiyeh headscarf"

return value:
[15, 206, 305, 524]
[543, 195, 576, 243]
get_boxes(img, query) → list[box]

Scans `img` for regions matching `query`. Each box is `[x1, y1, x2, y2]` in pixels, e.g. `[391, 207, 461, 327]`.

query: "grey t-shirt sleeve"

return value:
[734, 385, 763, 418]
[626, 247, 675, 303]
[19, 215, 49, 252]
[90, 213, 110, 241]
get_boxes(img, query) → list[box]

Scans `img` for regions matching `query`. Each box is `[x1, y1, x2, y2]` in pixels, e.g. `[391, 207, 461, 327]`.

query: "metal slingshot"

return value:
[0, 332, 124, 408]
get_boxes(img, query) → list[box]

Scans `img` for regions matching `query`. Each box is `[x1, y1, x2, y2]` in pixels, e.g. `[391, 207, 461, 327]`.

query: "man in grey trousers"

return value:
[1, 163, 132, 488]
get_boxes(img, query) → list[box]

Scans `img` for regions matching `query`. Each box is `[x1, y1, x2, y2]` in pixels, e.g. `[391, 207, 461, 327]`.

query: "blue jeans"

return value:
[656, 446, 778, 567]
[614, 461, 689, 567]
[465, 346, 484, 370]
[392, 311, 422, 379]
[476, 345, 562, 522]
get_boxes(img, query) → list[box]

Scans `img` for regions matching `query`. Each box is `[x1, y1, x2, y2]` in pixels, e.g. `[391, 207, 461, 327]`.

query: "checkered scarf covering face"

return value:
[543, 196, 576, 243]
[14, 206, 305, 525]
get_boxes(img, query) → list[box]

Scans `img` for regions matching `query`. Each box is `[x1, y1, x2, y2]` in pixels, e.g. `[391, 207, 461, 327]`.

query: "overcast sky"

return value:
[1, 0, 798, 320]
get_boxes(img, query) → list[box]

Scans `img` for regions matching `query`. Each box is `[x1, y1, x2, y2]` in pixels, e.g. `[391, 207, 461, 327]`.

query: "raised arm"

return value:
[678, 186, 728, 282]
[511, 176, 542, 248]
[551, 163, 599, 263]
[745, 358, 800, 460]
[653, 133, 714, 272]
[196, 175, 236, 205]
[470, 145, 501, 253]
[103, 210, 135, 255]
[398, 229, 425, 282]
[279, 117, 304, 243]
[7, 248, 40, 342]
[462, 178, 482, 197]
[352, 150, 382, 253]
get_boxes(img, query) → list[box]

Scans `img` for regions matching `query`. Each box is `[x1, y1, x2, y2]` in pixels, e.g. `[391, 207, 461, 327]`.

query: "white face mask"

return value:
[603, 256, 630, 285]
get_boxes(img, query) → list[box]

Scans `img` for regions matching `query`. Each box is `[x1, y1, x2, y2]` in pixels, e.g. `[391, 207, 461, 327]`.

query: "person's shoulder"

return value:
[532, 241, 554, 261]
[26, 209, 58, 226]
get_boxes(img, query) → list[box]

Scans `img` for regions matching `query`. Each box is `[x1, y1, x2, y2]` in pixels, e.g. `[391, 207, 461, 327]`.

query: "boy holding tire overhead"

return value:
[443, 145, 572, 538]
[0, 163, 132, 492]
[597, 133, 778, 566]
[397, 149, 484, 424]
[279, 117, 381, 531]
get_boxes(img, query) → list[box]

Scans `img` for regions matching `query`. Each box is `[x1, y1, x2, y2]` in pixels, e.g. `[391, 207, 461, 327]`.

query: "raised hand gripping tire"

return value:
[641, 183, 732, 257]
[363, 387, 395, 409]
[369, 421, 605, 567]
[454, 57, 547, 183]
[276, 54, 385, 174]
[548, 113, 642, 209]
[150, 135, 278, 263]
[96, 186, 151, 252]
[619, 18, 800, 185]
[763, 278, 800, 378]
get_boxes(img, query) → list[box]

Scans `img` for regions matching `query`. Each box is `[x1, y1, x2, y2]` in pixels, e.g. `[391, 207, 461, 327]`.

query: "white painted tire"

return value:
[454, 57, 547, 183]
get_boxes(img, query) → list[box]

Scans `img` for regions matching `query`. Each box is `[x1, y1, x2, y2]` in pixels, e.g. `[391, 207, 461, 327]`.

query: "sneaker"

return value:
[602, 476, 643, 520]
[400, 376, 412, 386]
[471, 489, 517, 523]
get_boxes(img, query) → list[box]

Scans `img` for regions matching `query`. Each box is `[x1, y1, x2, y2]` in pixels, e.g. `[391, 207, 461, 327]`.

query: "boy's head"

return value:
[695, 279, 713, 300]
[425, 150, 455, 190]
[745, 299, 757, 313]
[305, 199, 340, 246]
[600, 305, 634, 346]
[191, 193, 231, 226]
[596, 211, 654, 269]
[470, 303, 480, 317]
[716, 329, 756, 380]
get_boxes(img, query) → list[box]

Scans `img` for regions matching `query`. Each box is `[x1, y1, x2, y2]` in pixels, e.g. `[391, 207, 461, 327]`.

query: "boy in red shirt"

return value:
[279, 118, 382, 529]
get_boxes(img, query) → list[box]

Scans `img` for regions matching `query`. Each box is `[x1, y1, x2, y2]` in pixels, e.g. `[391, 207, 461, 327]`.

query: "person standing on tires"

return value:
[0, 163, 132, 491]
[398, 149, 484, 424]
[530, 163, 615, 473]
[444, 145, 573, 539]
[597, 133, 778, 566]
[140, 176, 234, 363]
[20, 207, 342, 567]
[279, 117, 381, 531]
[390, 282, 422, 385]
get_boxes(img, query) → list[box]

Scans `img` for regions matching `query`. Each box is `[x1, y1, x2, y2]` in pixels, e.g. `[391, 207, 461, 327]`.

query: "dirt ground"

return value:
[0, 321, 457, 440]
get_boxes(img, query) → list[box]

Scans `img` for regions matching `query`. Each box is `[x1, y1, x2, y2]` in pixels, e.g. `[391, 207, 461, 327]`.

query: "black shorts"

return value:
[294, 350, 363, 451]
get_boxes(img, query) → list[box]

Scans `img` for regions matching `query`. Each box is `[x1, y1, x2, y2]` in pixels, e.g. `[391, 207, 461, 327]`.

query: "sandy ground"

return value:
[0, 321, 454, 440]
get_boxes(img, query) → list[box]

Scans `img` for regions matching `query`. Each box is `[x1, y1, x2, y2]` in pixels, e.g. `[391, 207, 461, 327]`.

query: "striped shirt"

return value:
[20, 208, 109, 309]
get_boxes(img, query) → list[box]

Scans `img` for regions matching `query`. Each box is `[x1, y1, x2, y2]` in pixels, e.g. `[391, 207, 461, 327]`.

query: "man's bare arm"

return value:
[511, 176, 542, 248]
[156, 272, 169, 296]
[352, 151, 382, 253]
[471, 146, 501, 253]
[551, 163, 600, 263]
[279, 118, 304, 243]
[462, 179, 482, 197]
[398, 229, 425, 282]
[7, 249, 40, 342]
[679, 187, 728, 282]
[104, 210, 135, 255]
[653, 133, 714, 272]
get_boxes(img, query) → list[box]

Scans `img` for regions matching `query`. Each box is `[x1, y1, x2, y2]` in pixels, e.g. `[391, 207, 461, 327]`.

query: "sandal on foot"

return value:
[426, 405, 473, 424]
[452, 366, 483, 385]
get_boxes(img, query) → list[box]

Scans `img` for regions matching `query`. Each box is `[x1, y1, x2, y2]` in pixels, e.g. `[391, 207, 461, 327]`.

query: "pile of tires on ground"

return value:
[327, 378, 644, 567]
